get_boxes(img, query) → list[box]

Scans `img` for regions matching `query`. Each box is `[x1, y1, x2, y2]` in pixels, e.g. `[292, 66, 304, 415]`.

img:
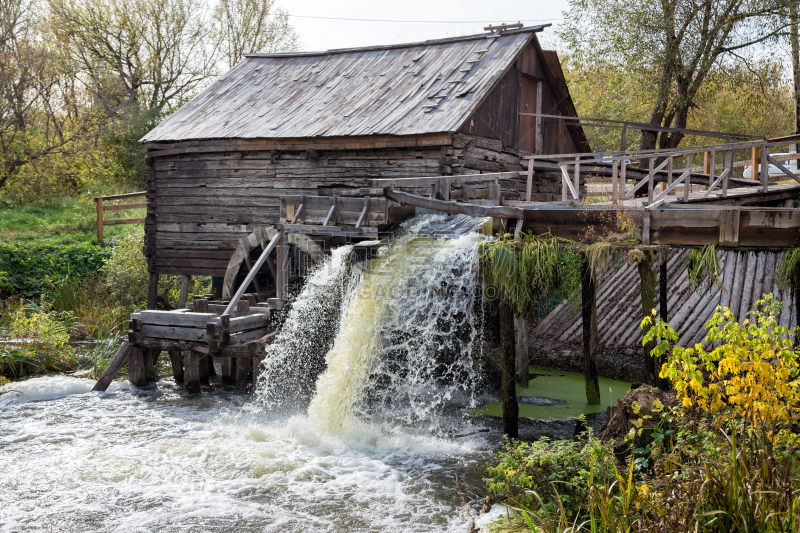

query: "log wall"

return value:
[145, 134, 564, 277]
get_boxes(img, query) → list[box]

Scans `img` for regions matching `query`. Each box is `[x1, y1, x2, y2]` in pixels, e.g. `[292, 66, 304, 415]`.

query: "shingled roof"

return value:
[142, 26, 550, 142]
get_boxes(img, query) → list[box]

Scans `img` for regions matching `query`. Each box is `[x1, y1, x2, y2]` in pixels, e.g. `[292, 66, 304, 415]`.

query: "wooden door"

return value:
[519, 75, 540, 153]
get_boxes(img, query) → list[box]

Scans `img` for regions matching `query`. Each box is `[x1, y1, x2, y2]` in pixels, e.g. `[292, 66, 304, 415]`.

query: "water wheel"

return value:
[221, 226, 325, 300]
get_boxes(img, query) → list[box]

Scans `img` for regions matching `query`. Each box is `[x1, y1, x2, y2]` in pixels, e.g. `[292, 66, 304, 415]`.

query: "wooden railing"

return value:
[94, 191, 146, 243]
[523, 139, 800, 206]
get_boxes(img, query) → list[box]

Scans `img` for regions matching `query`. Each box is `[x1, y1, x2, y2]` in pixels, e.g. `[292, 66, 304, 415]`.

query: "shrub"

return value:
[643, 294, 800, 431]
[0, 299, 76, 378]
[101, 226, 184, 306]
[485, 433, 616, 521]
[0, 241, 110, 298]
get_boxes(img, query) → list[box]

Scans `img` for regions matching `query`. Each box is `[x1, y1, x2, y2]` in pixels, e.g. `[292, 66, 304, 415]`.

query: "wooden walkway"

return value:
[619, 183, 800, 207]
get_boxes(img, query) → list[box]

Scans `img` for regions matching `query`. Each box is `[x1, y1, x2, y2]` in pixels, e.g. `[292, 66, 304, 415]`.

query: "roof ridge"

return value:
[243, 24, 550, 59]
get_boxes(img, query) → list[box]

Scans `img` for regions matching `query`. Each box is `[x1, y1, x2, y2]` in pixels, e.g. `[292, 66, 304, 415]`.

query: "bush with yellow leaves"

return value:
[643, 293, 800, 431]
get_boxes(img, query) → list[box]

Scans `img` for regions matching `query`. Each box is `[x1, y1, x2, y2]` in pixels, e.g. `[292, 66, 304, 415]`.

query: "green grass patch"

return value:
[0, 194, 143, 247]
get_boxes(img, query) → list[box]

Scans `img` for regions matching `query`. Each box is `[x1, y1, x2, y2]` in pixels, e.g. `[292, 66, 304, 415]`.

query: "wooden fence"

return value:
[523, 139, 800, 206]
[94, 191, 146, 242]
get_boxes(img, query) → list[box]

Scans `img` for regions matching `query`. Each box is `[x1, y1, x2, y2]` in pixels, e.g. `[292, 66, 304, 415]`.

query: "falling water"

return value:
[305, 215, 490, 435]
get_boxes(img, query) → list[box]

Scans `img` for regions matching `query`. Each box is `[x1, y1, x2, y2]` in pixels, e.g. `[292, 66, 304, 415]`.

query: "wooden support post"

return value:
[708, 150, 715, 189]
[221, 357, 236, 383]
[751, 146, 760, 181]
[683, 153, 693, 202]
[561, 164, 568, 201]
[525, 158, 534, 202]
[207, 353, 217, 378]
[574, 156, 580, 199]
[647, 157, 655, 204]
[277, 228, 289, 301]
[128, 347, 146, 387]
[611, 159, 619, 201]
[761, 145, 769, 193]
[621, 156, 627, 196]
[95, 197, 104, 243]
[147, 273, 159, 310]
[500, 303, 519, 439]
[581, 258, 600, 405]
[236, 357, 253, 391]
[92, 341, 132, 392]
[657, 251, 669, 390]
[514, 316, 529, 387]
[143, 348, 159, 382]
[168, 348, 184, 384]
[178, 275, 191, 309]
[704, 151, 711, 175]
[184, 350, 201, 393]
[636, 251, 658, 385]
[211, 277, 223, 299]
[198, 352, 210, 385]
[667, 155, 673, 190]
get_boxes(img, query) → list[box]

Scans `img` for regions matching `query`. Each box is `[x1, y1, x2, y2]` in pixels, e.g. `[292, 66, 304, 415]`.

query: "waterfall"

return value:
[256, 215, 491, 436]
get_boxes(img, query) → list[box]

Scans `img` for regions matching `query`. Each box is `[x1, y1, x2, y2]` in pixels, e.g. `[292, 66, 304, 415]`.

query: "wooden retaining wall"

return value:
[535, 249, 796, 347]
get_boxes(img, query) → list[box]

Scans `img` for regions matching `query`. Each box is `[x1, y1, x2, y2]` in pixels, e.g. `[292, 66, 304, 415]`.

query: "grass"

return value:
[0, 192, 144, 247]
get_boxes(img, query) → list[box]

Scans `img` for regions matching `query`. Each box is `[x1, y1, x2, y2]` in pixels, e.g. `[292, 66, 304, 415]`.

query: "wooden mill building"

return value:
[140, 24, 589, 281]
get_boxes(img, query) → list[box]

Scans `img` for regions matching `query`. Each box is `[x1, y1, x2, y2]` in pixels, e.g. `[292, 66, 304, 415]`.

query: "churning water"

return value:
[0, 215, 496, 532]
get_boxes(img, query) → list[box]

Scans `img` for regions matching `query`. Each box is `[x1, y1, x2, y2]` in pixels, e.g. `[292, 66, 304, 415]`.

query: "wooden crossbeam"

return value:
[559, 164, 580, 200]
[223, 230, 282, 317]
[767, 154, 800, 184]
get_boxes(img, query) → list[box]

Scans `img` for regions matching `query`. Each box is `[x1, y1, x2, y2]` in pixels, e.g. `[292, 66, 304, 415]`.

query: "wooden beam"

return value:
[384, 188, 522, 218]
[95, 198, 104, 243]
[178, 275, 191, 309]
[500, 303, 518, 439]
[223, 230, 283, 316]
[525, 159, 534, 202]
[581, 258, 600, 404]
[92, 342, 133, 392]
[168, 348, 184, 384]
[145, 132, 455, 158]
[368, 171, 521, 188]
[147, 273, 159, 310]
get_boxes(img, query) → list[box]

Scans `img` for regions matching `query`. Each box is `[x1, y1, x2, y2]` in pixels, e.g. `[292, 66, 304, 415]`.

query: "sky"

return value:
[278, 0, 572, 52]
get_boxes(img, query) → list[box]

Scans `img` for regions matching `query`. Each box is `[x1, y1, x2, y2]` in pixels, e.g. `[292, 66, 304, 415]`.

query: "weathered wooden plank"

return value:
[92, 342, 133, 392]
[140, 311, 217, 327]
[384, 189, 521, 218]
[141, 324, 210, 342]
[184, 350, 201, 393]
[718, 210, 740, 247]
[368, 171, 521, 188]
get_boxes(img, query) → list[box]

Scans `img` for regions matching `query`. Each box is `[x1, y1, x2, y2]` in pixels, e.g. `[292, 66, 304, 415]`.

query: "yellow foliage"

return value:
[643, 294, 800, 431]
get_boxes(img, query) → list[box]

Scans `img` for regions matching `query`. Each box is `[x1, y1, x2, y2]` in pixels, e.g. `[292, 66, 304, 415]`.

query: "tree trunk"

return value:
[792, 1, 800, 134]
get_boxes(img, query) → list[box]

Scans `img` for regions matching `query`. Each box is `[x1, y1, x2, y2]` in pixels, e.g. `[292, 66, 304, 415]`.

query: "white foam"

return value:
[0, 376, 132, 405]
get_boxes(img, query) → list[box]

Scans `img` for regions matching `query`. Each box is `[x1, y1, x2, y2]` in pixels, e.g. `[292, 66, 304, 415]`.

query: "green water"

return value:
[474, 367, 632, 420]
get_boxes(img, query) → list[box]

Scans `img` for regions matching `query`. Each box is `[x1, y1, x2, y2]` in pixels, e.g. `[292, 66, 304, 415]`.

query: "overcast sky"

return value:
[279, 0, 572, 52]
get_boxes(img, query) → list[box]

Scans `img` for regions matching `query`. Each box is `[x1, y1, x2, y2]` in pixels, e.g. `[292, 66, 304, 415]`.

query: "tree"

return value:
[559, 0, 793, 150]
[0, 0, 96, 189]
[213, 0, 299, 70]
[49, 0, 217, 119]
